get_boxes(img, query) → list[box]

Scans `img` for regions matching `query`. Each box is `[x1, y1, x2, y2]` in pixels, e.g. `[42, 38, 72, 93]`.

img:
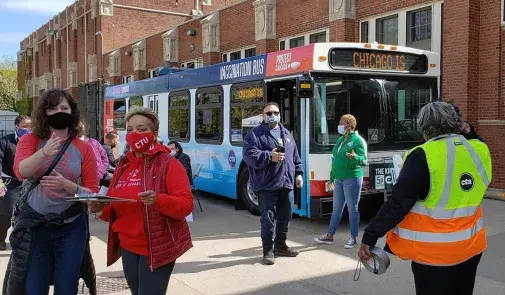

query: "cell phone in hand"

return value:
[277, 145, 285, 153]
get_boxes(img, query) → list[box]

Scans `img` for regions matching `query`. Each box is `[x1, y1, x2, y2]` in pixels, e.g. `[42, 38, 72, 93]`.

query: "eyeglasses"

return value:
[265, 111, 280, 116]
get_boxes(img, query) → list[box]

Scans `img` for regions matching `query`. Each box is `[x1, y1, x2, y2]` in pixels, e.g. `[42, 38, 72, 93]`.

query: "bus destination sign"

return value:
[329, 48, 428, 74]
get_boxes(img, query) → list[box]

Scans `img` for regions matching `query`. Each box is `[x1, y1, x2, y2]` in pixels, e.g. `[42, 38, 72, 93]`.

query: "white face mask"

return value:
[337, 125, 346, 135]
[170, 150, 177, 157]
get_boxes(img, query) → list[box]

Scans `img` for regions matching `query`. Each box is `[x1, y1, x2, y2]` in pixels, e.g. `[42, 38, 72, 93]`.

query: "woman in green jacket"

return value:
[314, 114, 367, 248]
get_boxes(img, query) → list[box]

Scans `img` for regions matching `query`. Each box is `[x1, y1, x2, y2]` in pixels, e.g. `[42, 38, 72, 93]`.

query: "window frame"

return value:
[195, 86, 224, 145]
[229, 81, 266, 146]
[360, 21, 369, 43]
[222, 46, 256, 62]
[148, 67, 163, 78]
[168, 90, 191, 143]
[113, 98, 127, 131]
[406, 6, 432, 50]
[376, 14, 399, 45]
[278, 28, 329, 50]
[502, 0, 505, 26]
[122, 75, 133, 84]
[181, 59, 203, 69]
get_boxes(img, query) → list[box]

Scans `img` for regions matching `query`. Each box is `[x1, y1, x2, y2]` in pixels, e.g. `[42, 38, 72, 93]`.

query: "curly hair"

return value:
[32, 88, 81, 139]
[341, 114, 357, 130]
[418, 101, 463, 140]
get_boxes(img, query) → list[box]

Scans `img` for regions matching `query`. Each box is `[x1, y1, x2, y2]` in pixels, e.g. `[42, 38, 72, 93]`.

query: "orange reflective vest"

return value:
[386, 135, 492, 266]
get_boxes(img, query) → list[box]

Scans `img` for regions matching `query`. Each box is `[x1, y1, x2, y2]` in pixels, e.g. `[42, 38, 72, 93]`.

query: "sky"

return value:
[0, 0, 74, 59]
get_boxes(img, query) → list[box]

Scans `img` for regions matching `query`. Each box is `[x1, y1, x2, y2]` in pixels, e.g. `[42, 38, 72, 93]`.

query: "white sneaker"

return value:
[314, 234, 334, 245]
[344, 236, 357, 249]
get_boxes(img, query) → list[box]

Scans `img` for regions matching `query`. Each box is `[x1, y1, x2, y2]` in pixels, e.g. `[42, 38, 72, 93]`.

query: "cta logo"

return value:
[228, 150, 237, 168]
[460, 173, 474, 192]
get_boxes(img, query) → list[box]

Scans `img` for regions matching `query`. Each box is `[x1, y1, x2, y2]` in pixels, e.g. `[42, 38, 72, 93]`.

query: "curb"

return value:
[485, 189, 505, 201]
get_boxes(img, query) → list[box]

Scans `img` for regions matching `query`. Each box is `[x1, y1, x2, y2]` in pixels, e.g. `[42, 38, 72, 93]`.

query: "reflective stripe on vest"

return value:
[386, 135, 491, 266]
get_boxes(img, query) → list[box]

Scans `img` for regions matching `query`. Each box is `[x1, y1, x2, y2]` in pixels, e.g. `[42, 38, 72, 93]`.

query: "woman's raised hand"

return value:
[42, 133, 61, 157]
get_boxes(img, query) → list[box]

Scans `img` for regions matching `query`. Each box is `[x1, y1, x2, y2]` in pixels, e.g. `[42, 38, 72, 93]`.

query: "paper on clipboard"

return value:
[186, 213, 194, 222]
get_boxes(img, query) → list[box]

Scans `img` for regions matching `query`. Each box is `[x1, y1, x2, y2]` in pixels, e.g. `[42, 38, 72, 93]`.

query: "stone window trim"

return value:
[278, 28, 329, 50]
[53, 69, 62, 88]
[253, 0, 276, 41]
[108, 50, 121, 77]
[162, 28, 179, 63]
[502, 0, 505, 25]
[359, 2, 442, 54]
[201, 12, 220, 53]
[68, 62, 78, 88]
[132, 40, 147, 71]
[88, 54, 98, 82]
[329, 0, 356, 21]
[222, 46, 256, 62]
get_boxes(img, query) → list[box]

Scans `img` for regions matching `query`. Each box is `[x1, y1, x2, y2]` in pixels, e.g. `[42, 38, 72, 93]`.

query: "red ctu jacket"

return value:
[102, 144, 193, 270]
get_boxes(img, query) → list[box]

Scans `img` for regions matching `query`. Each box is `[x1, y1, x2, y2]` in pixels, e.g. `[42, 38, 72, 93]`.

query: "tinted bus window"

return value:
[230, 83, 265, 145]
[196, 88, 223, 144]
[113, 99, 126, 130]
[168, 92, 190, 142]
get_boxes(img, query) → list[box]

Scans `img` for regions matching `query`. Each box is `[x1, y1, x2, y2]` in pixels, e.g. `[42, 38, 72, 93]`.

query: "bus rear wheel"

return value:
[238, 168, 261, 216]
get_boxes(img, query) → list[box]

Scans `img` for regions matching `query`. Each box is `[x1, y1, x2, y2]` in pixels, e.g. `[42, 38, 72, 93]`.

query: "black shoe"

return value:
[263, 250, 275, 265]
[274, 246, 299, 257]
[0, 241, 6, 251]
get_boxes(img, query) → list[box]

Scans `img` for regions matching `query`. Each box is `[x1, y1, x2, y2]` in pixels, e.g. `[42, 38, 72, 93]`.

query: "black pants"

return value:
[411, 253, 482, 295]
[121, 248, 175, 295]
[0, 185, 21, 242]
[256, 188, 293, 253]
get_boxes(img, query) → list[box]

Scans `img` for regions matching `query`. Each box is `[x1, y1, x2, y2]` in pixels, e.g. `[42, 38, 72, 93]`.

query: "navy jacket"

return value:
[243, 123, 303, 191]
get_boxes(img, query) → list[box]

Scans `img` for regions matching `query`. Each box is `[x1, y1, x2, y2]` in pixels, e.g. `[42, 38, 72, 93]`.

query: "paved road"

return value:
[1, 195, 505, 294]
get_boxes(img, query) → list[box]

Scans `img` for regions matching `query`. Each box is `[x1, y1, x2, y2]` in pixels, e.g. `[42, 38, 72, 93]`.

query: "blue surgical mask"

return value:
[265, 114, 280, 125]
[16, 128, 31, 138]
[337, 125, 346, 135]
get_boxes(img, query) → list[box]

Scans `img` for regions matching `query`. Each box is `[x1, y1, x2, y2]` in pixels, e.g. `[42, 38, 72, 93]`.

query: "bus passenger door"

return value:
[266, 80, 306, 217]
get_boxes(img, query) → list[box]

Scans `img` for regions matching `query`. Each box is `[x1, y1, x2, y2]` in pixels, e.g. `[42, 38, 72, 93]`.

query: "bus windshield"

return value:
[311, 75, 438, 152]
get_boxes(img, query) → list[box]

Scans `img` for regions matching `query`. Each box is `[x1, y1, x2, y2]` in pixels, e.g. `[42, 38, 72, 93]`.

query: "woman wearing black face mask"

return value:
[4, 88, 99, 295]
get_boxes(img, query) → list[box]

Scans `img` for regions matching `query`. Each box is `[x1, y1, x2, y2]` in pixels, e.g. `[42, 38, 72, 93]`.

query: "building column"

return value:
[201, 12, 220, 66]
[162, 28, 179, 69]
[107, 50, 121, 85]
[328, 0, 356, 42]
[133, 40, 147, 80]
[253, 0, 276, 54]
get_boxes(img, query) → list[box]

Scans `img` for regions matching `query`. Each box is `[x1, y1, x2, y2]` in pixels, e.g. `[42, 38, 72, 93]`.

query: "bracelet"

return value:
[41, 148, 50, 157]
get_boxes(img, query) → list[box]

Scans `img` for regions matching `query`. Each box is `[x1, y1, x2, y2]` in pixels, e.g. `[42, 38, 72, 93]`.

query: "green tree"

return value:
[0, 55, 29, 115]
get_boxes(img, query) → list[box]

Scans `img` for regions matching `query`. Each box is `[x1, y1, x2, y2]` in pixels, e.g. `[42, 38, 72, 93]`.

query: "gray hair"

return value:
[418, 101, 463, 140]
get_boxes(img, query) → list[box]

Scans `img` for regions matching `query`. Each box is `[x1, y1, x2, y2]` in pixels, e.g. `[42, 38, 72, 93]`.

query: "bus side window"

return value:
[230, 82, 265, 145]
[195, 87, 223, 144]
[168, 91, 190, 142]
[113, 99, 126, 131]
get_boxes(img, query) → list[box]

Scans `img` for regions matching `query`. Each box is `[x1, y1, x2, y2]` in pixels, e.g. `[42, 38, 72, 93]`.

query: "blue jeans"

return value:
[25, 213, 88, 295]
[327, 177, 363, 237]
[256, 188, 294, 252]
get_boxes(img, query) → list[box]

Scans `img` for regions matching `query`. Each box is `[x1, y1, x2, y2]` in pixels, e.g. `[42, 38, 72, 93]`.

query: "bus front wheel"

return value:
[238, 168, 261, 216]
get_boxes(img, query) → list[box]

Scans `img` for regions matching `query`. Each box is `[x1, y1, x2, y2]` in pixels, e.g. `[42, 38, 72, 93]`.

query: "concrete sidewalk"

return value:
[1, 196, 505, 294]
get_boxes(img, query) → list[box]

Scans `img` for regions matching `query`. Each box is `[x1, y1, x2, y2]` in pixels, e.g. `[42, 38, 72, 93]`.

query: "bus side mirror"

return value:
[297, 76, 314, 98]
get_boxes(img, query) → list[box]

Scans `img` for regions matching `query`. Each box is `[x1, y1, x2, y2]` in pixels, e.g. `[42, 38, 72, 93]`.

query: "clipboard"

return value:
[64, 194, 137, 203]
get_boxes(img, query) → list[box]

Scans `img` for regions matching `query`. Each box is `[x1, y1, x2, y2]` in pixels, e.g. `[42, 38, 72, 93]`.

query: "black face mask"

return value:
[47, 112, 73, 130]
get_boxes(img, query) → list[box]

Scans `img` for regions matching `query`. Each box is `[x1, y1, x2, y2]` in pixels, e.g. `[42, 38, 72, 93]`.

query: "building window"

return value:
[503, 0, 505, 24]
[230, 83, 265, 145]
[279, 29, 329, 50]
[195, 87, 223, 144]
[289, 36, 305, 48]
[114, 99, 126, 130]
[181, 59, 203, 68]
[222, 47, 256, 62]
[168, 91, 190, 142]
[407, 7, 432, 50]
[376, 15, 398, 45]
[360, 21, 369, 42]
[309, 32, 326, 44]
[53, 77, 61, 88]
[148, 95, 159, 113]
[148, 67, 163, 78]
[122, 75, 133, 84]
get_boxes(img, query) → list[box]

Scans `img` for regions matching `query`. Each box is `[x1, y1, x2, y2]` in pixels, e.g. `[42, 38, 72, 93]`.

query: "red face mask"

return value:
[125, 132, 155, 153]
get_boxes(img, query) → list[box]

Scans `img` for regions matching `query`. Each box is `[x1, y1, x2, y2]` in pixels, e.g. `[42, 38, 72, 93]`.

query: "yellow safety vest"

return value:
[386, 135, 492, 266]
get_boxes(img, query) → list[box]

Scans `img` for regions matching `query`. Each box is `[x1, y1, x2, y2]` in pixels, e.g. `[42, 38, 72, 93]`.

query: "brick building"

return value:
[16, 0, 237, 104]
[16, 0, 505, 193]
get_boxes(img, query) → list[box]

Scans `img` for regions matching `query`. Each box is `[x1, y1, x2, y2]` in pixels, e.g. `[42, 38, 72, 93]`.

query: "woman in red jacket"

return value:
[89, 106, 193, 295]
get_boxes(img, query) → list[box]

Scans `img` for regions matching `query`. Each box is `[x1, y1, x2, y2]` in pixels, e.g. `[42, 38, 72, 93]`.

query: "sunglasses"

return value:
[265, 111, 280, 116]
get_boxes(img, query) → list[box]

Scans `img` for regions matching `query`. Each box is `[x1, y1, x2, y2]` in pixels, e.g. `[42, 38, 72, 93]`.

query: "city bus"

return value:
[104, 42, 440, 219]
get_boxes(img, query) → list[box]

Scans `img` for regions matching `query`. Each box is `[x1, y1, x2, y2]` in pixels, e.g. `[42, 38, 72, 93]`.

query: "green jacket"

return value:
[330, 131, 367, 181]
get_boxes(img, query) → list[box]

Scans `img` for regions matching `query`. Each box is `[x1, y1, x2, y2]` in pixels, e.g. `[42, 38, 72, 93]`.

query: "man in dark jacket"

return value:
[167, 141, 193, 185]
[0, 115, 31, 251]
[243, 102, 304, 265]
